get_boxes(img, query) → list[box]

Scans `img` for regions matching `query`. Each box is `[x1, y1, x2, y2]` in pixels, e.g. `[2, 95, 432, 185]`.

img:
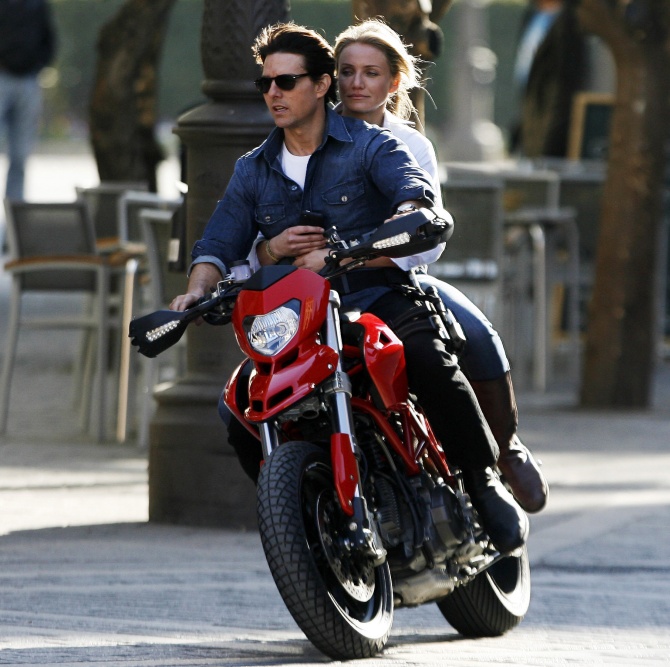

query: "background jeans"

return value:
[0, 71, 42, 200]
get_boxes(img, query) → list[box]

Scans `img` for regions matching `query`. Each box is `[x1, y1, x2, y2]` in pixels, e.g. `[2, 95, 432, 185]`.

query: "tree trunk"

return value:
[578, 0, 670, 407]
[89, 0, 177, 191]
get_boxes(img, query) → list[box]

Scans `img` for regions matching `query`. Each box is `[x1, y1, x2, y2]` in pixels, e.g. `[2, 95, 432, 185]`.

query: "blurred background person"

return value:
[0, 0, 56, 200]
[510, 0, 586, 158]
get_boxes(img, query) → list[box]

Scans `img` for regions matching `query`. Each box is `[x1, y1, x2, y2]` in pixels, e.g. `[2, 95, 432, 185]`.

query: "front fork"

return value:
[323, 291, 385, 562]
[260, 291, 385, 563]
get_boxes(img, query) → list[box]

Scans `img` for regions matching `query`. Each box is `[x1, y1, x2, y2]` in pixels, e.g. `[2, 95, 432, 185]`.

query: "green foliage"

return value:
[45, 0, 525, 143]
[48, 0, 202, 137]
[45, 1, 124, 137]
[292, 0, 351, 39]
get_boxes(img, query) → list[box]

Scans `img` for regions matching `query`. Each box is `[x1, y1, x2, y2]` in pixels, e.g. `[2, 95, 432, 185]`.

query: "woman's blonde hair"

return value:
[333, 18, 421, 121]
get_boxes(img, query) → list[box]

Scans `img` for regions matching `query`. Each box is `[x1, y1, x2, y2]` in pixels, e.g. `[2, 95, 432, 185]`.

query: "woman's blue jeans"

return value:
[416, 274, 509, 382]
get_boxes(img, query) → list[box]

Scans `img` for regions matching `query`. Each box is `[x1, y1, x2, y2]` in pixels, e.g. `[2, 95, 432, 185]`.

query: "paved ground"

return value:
[1, 363, 669, 666]
[1, 152, 670, 665]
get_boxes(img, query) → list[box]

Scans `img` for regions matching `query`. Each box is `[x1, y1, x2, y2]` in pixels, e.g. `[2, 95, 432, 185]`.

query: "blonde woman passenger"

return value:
[334, 19, 547, 512]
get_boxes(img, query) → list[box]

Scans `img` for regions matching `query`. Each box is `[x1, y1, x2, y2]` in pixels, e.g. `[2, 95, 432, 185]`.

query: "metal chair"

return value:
[76, 182, 148, 250]
[439, 163, 585, 389]
[113, 195, 182, 444]
[141, 208, 187, 311]
[442, 162, 561, 212]
[117, 207, 187, 446]
[501, 170, 560, 211]
[117, 190, 182, 246]
[554, 168, 606, 354]
[0, 199, 117, 441]
[432, 179, 506, 326]
[503, 206, 580, 390]
[77, 184, 178, 435]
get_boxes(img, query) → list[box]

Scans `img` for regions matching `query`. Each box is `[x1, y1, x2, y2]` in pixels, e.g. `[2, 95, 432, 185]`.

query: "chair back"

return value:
[431, 179, 506, 322]
[118, 191, 182, 244]
[435, 179, 505, 281]
[140, 208, 186, 308]
[3, 199, 99, 291]
[558, 172, 605, 265]
[502, 170, 560, 211]
[76, 182, 148, 243]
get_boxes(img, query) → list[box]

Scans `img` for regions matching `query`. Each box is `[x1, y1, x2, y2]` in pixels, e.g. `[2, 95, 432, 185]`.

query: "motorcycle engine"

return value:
[359, 424, 469, 573]
[424, 480, 469, 559]
[370, 469, 469, 574]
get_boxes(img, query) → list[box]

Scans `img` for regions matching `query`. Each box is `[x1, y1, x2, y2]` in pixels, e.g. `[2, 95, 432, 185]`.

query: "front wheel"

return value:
[436, 546, 531, 637]
[257, 441, 393, 660]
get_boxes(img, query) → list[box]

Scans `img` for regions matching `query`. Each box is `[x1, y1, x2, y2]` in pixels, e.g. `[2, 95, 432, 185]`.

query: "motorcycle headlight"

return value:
[244, 299, 300, 356]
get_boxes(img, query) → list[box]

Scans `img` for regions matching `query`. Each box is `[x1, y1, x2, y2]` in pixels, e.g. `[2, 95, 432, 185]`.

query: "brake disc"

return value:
[315, 491, 376, 602]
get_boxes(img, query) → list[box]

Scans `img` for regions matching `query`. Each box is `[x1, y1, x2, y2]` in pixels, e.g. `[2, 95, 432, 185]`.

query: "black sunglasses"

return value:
[254, 73, 311, 94]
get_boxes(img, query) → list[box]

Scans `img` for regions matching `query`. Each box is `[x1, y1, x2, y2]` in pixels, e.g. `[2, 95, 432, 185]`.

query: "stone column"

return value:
[442, 0, 504, 161]
[148, 0, 289, 527]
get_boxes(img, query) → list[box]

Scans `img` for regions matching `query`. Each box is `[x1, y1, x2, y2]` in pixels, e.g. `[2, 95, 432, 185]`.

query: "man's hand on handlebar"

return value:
[170, 292, 205, 312]
[169, 262, 223, 324]
[293, 246, 330, 272]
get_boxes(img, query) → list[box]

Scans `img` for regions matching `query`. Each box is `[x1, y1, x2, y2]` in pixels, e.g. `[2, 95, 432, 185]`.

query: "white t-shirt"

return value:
[280, 143, 310, 190]
[247, 143, 309, 271]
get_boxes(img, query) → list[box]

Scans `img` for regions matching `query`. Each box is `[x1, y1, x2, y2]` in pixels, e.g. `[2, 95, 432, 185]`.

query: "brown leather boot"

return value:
[470, 372, 548, 513]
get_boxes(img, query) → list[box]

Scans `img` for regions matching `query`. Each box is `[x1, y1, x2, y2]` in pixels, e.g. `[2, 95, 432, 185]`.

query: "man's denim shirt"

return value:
[191, 107, 435, 309]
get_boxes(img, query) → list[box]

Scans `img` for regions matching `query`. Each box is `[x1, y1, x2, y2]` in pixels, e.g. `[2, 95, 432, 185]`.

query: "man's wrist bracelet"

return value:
[265, 239, 280, 263]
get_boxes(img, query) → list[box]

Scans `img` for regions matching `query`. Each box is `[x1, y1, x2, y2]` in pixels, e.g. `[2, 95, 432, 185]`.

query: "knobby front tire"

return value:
[257, 441, 393, 660]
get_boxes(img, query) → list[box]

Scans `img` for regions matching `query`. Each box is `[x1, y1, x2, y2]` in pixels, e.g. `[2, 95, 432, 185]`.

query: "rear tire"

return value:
[436, 547, 531, 636]
[257, 441, 393, 660]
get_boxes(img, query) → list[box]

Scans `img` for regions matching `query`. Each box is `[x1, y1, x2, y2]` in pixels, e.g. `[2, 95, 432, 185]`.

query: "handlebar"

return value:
[129, 284, 240, 358]
[321, 207, 453, 278]
[129, 207, 453, 358]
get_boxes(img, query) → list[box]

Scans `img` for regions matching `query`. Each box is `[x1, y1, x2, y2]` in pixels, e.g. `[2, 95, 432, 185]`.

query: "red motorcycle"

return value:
[130, 209, 530, 660]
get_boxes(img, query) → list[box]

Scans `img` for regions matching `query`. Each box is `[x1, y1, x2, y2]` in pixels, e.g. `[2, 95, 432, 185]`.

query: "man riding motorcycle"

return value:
[170, 23, 528, 555]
